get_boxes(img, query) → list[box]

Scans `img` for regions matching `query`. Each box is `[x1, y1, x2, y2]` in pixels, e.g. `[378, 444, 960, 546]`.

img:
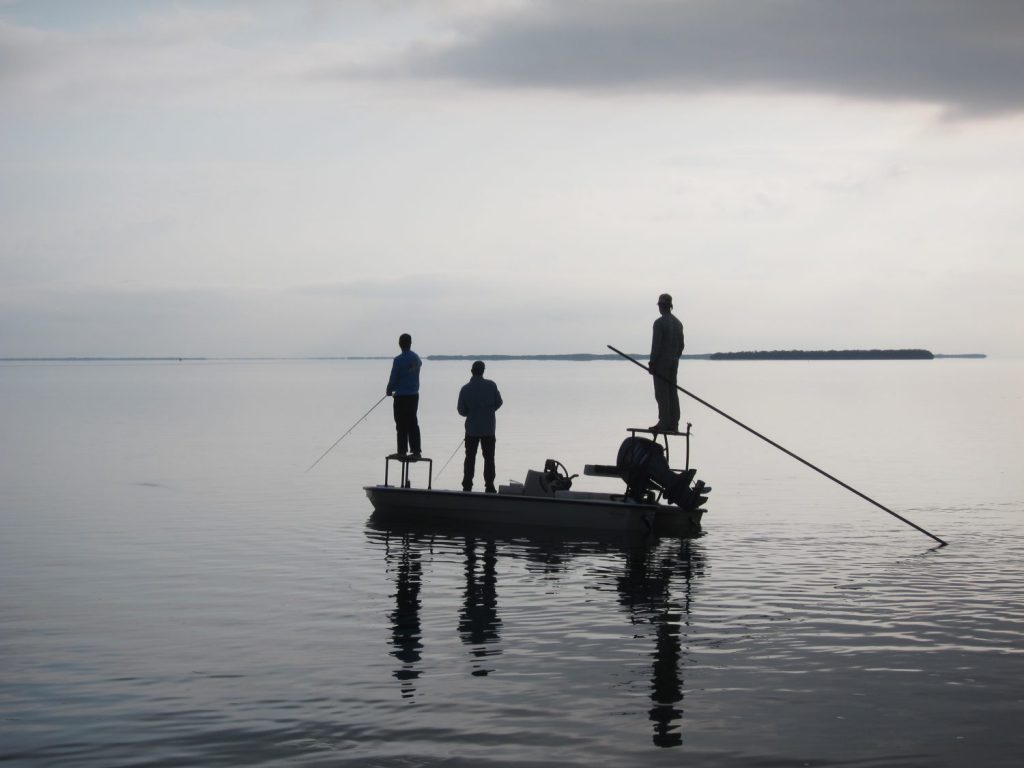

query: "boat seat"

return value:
[626, 426, 690, 436]
[386, 453, 428, 462]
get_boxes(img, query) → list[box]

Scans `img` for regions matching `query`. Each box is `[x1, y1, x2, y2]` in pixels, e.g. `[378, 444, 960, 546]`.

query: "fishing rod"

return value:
[436, 437, 465, 480]
[607, 345, 947, 547]
[306, 394, 389, 473]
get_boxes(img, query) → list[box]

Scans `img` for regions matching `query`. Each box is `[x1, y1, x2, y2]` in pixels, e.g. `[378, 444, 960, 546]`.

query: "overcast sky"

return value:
[1, 0, 1022, 357]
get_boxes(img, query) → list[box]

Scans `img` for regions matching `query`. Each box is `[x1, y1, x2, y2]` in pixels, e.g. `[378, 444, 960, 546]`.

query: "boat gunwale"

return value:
[363, 483, 673, 511]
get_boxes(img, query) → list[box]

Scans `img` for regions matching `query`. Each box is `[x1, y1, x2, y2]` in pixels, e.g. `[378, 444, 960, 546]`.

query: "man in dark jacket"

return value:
[650, 293, 685, 432]
[457, 360, 503, 492]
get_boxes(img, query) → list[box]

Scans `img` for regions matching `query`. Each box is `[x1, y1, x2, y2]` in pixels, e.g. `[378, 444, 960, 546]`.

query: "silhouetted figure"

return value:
[650, 293, 685, 432]
[386, 333, 422, 458]
[458, 360, 503, 493]
[387, 533, 423, 697]
[458, 537, 502, 676]
[617, 538, 706, 748]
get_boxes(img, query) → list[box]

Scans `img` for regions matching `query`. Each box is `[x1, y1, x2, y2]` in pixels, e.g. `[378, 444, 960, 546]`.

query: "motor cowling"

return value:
[616, 437, 708, 510]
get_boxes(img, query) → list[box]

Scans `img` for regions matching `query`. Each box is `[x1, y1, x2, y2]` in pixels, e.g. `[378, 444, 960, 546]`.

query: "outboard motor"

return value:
[616, 436, 708, 510]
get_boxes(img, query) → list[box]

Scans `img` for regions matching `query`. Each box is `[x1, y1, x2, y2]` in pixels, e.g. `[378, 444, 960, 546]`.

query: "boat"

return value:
[364, 427, 711, 536]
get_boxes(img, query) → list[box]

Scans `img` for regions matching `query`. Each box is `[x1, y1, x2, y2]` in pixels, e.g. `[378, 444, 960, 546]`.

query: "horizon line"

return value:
[0, 350, 989, 362]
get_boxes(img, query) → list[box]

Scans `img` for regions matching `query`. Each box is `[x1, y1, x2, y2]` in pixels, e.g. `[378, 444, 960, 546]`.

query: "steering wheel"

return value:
[540, 459, 577, 494]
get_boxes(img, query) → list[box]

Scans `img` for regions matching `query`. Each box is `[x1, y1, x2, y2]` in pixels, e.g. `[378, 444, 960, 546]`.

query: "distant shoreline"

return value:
[1, 350, 988, 362]
[710, 349, 938, 360]
[430, 350, 988, 361]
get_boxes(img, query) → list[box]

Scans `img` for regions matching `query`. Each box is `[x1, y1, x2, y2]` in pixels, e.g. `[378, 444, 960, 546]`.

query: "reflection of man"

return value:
[650, 293, 685, 432]
[457, 361, 503, 493]
[459, 538, 502, 676]
[386, 333, 422, 458]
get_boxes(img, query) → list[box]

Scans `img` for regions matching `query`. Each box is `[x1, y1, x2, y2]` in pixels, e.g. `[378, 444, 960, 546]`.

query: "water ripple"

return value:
[4, 361, 1024, 766]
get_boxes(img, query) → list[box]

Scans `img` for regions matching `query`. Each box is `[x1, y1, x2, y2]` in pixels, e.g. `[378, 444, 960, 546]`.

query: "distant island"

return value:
[710, 349, 936, 360]
[425, 353, 711, 362]
[429, 349, 989, 362]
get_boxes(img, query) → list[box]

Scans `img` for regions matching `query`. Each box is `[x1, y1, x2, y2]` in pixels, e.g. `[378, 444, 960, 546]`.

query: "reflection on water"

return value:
[384, 531, 507, 689]
[369, 514, 707, 748]
[3, 360, 1023, 767]
[459, 538, 502, 676]
[384, 532, 424, 694]
[618, 538, 706, 747]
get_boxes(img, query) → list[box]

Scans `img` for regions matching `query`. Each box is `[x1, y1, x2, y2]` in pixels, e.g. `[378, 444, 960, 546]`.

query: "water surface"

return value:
[1, 358, 1022, 766]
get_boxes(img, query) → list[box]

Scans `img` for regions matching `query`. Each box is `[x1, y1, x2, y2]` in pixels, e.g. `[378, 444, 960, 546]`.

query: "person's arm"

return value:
[386, 359, 399, 395]
[457, 386, 467, 416]
[650, 320, 663, 371]
[494, 386, 503, 411]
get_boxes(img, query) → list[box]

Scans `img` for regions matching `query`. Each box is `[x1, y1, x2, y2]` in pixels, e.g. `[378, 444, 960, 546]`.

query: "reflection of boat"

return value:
[366, 515, 706, 746]
[364, 428, 711, 536]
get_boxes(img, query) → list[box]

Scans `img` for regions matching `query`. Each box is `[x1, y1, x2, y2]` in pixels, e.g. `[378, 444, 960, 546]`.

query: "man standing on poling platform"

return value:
[650, 293, 684, 432]
[387, 333, 422, 459]
[458, 360, 503, 493]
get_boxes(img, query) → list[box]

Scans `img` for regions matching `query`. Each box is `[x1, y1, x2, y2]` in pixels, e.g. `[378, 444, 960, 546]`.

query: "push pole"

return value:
[608, 345, 947, 547]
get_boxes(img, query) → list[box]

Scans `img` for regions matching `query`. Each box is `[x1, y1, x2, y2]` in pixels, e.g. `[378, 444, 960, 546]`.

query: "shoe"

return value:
[387, 452, 406, 459]
[485, 486, 497, 494]
[462, 486, 472, 493]
[648, 424, 662, 432]
[410, 452, 422, 460]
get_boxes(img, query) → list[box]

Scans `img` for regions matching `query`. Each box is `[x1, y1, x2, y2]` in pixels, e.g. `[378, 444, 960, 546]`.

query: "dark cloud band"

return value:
[407, 0, 1024, 116]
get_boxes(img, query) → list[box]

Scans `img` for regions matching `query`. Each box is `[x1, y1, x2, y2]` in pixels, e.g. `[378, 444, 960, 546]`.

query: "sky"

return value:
[1, 0, 1022, 358]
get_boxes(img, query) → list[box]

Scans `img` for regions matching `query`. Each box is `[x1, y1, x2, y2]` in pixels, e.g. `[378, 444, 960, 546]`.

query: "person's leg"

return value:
[653, 377, 671, 428]
[462, 435, 479, 491]
[668, 386, 681, 432]
[481, 436, 496, 492]
[393, 396, 407, 454]
[665, 362, 681, 431]
[407, 394, 421, 454]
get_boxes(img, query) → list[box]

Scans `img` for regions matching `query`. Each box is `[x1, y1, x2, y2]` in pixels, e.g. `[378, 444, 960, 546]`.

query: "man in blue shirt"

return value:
[386, 333, 422, 458]
[457, 360, 503, 492]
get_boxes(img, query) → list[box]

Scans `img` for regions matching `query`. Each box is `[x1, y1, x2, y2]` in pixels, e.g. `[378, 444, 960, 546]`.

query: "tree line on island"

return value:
[709, 349, 935, 360]
[426, 350, 984, 361]
[428, 349, 938, 361]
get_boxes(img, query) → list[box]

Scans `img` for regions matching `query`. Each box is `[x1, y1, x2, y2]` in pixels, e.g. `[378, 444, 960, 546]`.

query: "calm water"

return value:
[1, 358, 1022, 767]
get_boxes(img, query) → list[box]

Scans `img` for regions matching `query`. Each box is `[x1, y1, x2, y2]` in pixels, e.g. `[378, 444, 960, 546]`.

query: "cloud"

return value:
[7, 1, 1022, 117]
[403, 0, 1024, 117]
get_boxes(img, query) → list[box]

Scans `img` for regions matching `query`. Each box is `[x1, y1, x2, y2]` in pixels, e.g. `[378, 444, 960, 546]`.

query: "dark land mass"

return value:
[431, 350, 958, 361]
[710, 349, 936, 360]
[405, 350, 988, 361]
[426, 353, 711, 362]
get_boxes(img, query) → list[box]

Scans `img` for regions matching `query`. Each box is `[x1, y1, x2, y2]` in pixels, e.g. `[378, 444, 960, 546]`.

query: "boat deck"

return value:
[364, 425, 707, 536]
